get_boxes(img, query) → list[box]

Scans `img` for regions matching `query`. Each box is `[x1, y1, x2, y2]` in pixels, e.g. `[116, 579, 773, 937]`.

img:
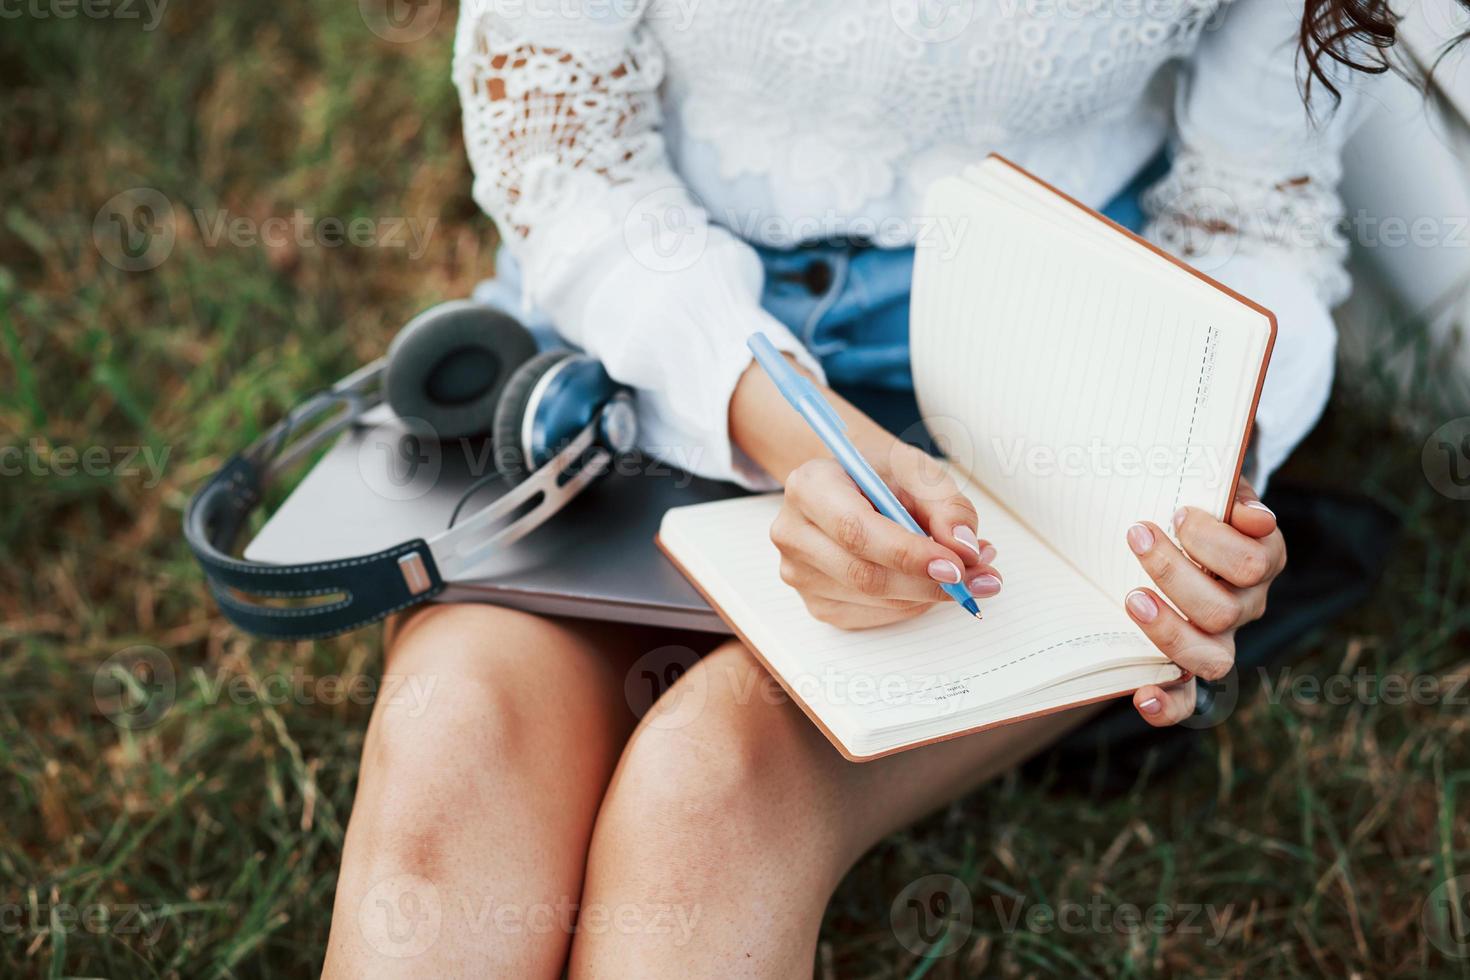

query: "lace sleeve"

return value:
[454, 3, 668, 240]
[451, 1, 825, 490]
[1143, 147, 1351, 305]
[1142, 0, 1374, 486]
[1140, 0, 1369, 308]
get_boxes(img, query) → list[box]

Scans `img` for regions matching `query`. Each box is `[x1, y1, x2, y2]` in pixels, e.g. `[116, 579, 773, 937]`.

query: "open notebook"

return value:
[658, 155, 1275, 761]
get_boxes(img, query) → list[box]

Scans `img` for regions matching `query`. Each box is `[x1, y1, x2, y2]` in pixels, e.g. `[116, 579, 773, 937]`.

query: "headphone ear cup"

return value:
[492, 350, 577, 485]
[384, 300, 538, 439]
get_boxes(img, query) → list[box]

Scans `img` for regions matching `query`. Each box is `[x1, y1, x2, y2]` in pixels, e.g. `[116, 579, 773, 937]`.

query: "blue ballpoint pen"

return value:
[747, 332, 982, 620]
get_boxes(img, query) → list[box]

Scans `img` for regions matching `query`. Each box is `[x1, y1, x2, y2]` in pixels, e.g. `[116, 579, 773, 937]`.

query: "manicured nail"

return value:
[952, 525, 981, 558]
[968, 574, 1002, 597]
[1243, 500, 1275, 518]
[977, 543, 997, 565]
[1138, 697, 1162, 715]
[1126, 589, 1158, 623]
[1172, 508, 1188, 531]
[1126, 523, 1154, 555]
[927, 559, 962, 584]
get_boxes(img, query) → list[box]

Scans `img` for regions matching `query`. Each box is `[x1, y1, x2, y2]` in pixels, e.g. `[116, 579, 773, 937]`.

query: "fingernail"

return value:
[927, 559, 962, 584]
[1138, 697, 1162, 715]
[1126, 523, 1154, 555]
[1172, 508, 1188, 531]
[1243, 500, 1275, 518]
[1125, 589, 1158, 623]
[977, 544, 997, 565]
[968, 573, 1002, 597]
[952, 525, 981, 558]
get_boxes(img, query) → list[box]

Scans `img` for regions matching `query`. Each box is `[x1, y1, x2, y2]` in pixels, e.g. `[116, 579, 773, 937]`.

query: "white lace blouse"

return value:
[453, 0, 1368, 490]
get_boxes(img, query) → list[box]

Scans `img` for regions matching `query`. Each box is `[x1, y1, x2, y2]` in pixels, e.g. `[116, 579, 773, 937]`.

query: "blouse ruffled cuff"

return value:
[513, 204, 825, 490]
[1195, 252, 1340, 492]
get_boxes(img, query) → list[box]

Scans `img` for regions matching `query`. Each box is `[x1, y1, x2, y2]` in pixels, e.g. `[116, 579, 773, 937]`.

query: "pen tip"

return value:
[963, 598, 982, 620]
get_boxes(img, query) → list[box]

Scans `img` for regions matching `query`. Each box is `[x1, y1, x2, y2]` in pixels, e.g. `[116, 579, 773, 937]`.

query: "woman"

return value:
[322, 0, 1420, 973]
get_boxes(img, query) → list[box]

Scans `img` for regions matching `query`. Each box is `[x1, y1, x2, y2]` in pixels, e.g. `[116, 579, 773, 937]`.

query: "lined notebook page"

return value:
[659, 475, 1173, 748]
[912, 172, 1271, 603]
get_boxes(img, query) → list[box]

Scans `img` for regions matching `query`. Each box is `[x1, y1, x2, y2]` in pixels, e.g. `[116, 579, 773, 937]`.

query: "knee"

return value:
[357, 606, 620, 872]
[368, 605, 545, 771]
[361, 661, 527, 793]
[356, 663, 529, 878]
[352, 704, 519, 887]
[606, 643, 837, 848]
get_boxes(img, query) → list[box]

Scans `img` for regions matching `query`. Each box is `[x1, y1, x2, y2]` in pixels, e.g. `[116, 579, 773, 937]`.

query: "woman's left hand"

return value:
[1122, 479, 1286, 726]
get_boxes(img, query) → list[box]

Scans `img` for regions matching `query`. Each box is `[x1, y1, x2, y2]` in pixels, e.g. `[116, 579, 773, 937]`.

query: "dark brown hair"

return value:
[1300, 0, 1468, 103]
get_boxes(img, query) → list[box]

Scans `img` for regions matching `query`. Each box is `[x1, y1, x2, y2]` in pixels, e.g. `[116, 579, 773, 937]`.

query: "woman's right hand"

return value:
[769, 442, 1003, 630]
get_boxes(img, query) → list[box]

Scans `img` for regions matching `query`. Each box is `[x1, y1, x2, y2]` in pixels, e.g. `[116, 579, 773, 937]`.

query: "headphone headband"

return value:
[185, 300, 636, 640]
[182, 360, 445, 639]
[183, 370, 619, 639]
[185, 452, 447, 639]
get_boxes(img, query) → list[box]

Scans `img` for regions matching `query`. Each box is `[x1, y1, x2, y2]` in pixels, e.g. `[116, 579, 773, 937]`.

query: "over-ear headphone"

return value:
[184, 301, 638, 640]
[383, 300, 539, 441]
[382, 300, 637, 485]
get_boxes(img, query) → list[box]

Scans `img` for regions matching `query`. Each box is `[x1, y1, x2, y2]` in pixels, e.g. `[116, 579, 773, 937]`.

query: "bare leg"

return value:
[571, 640, 1099, 976]
[322, 604, 650, 978]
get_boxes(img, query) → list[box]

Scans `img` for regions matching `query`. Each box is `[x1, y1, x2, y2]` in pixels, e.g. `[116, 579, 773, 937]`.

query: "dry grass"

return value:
[1, 3, 1468, 977]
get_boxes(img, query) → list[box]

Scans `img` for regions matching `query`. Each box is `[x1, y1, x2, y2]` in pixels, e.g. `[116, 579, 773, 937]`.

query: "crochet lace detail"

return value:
[1143, 147, 1350, 303]
[456, 0, 1229, 237]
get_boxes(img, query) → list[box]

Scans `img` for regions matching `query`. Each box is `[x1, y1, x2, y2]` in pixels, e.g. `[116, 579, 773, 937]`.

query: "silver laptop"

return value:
[245, 406, 743, 632]
[247, 387, 926, 633]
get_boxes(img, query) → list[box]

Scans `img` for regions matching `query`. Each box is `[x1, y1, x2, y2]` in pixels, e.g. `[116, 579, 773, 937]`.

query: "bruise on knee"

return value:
[370, 821, 447, 882]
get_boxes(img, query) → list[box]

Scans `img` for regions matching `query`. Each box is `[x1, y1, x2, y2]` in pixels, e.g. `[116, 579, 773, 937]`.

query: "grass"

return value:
[1, 2, 1468, 976]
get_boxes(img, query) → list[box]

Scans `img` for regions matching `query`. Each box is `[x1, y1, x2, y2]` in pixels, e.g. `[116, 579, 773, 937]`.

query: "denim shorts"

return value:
[475, 159, 1160, 396]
